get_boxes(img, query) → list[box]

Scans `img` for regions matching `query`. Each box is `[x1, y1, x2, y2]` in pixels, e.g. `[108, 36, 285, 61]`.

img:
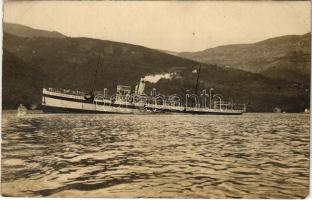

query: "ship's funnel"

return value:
[137, 77, 145, 95]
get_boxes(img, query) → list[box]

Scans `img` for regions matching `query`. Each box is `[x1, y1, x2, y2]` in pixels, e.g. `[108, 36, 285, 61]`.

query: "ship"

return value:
[42, 77, 246, 115]
[42, 57, 245, 115]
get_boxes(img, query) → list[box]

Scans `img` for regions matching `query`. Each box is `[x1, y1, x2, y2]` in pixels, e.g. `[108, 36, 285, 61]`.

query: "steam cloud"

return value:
[143, 73, 173, 83]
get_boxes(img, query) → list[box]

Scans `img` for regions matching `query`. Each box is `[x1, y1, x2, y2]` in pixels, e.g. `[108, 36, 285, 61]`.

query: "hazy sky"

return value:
[4, 1, 310, 52]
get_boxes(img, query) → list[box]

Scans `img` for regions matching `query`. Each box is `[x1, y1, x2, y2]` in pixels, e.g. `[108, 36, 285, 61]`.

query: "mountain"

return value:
[3, 23, 66, 38]
[2, 24, 310, 112]
[177, 33, 311, 84]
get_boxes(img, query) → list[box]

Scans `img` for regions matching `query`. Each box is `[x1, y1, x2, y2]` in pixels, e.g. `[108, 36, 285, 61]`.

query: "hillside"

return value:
[178, 33, 311, 84]
[2, 25, 310, 112]
[3, 23, 66, 38]
[3, 50, 44, 109]
[3, 32, 199, 90]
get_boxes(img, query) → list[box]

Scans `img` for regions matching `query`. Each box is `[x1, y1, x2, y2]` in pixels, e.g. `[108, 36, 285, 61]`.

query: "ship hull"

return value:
[163, 108, 243, 115]
[183, 110, 242, 115]
[42, 105, 242, 115]
[42, 105, 124, 114]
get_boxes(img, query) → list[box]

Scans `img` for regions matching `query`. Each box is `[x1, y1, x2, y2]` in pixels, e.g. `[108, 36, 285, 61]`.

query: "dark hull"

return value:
[163, 109, 243, 115]
[42, 105, 242, 115]
[183, 110, 242, 115]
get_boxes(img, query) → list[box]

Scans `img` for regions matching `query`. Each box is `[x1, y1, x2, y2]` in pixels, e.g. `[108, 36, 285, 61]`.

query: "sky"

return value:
[3, 1, 311, 52]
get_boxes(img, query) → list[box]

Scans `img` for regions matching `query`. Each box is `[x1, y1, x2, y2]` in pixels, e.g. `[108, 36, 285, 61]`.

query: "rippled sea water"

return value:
[1, 112, 310, 198]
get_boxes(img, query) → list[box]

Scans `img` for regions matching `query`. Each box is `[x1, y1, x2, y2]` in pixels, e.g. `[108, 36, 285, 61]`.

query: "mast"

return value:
[91, 54, 101, 95]
[194, 64, 201, 95]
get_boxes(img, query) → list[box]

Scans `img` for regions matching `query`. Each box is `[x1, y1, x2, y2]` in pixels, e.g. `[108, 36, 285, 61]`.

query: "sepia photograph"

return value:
[1, 0, 310, 198]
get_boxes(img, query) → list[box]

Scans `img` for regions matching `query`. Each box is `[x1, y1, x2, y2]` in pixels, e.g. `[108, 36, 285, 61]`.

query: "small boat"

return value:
[17, 104, 27, 116]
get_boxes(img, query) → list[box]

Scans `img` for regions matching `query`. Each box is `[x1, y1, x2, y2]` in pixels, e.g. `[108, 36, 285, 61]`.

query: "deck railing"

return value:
[43, 88, 85, 100]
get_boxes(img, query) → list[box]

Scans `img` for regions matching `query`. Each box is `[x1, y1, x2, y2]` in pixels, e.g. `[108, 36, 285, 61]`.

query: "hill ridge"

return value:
[3, 22, 67, 38]
[176, 33, 311, 83]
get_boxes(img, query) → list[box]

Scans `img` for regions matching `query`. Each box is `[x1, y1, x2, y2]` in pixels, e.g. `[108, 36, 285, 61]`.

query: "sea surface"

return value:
[1, 112, 310, 198]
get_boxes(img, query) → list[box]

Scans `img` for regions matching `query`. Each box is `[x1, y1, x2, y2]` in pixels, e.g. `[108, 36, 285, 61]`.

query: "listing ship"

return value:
[42, 77, 246, 115]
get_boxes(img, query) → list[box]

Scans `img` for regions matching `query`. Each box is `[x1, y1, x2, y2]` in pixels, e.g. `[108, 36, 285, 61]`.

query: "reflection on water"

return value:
[1, 112, 309, 198]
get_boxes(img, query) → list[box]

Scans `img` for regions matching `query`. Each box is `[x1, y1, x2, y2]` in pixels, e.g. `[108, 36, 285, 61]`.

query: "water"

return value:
[1, 112, 309, 198]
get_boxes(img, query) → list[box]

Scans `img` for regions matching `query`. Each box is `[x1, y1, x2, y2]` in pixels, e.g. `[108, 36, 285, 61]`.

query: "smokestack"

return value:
[138, 77, 145, 95]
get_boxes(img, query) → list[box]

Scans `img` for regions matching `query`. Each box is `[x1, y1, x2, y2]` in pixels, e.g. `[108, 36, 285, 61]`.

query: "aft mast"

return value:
[194, 64, 201, 95]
